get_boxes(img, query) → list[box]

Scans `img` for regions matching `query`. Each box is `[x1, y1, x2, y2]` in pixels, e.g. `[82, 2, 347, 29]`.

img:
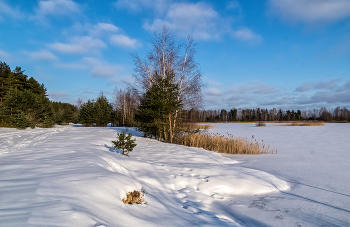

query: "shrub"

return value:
[122, 189, 146, 204]
[111, 131, 137, 156]
[255, 122, 266, 127]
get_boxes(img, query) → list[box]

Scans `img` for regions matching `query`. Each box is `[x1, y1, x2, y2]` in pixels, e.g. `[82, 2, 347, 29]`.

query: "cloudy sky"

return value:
[1, 0, 350, 110]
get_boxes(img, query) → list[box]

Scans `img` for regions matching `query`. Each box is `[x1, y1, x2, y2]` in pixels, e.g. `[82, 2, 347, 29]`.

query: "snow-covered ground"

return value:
[0, 124, 349, 226]
[206, 123, 350, 226]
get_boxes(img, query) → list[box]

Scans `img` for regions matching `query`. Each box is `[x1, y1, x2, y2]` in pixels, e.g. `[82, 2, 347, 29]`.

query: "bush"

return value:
[111, 131, 137, 156]
[255, 122, 266, 127]
[122, 189, 146, 204]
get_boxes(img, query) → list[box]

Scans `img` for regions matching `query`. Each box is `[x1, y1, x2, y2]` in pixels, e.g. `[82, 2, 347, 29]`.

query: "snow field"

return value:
[0, 126, 290, 227]
[207, 123, 350, 226]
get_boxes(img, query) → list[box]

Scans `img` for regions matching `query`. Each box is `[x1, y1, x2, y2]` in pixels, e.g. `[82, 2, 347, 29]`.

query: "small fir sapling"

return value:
[111, 131, 137, 156]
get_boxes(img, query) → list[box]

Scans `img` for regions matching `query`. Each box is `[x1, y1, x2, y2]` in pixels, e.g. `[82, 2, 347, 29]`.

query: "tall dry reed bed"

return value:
[278, 122, 325, 126]
[173, 132, 276, 155]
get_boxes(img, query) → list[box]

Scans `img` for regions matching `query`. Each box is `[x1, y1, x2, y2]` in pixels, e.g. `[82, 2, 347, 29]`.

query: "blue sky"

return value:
[0, 0, 350, 111]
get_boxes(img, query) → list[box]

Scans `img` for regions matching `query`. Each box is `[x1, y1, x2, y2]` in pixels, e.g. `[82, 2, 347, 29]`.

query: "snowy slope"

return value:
[0, 126, 289, 227]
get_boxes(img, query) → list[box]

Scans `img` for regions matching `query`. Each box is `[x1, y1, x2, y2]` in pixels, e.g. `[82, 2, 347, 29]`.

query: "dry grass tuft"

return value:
[255, 122, 266, 127]
[122, 189, 146, 204]
[279, 122, 325, 126]
[174, 132, 276, 155]
[181, 124, 215, 130]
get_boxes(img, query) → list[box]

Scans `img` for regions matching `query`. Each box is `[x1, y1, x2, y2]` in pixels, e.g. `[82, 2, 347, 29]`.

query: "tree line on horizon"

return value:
[182, 107, 349, 123]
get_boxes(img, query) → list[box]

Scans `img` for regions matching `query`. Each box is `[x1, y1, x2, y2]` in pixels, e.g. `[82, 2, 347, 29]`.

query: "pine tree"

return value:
[135, 71, 182, 142]
[78, 100, 95, 126]
[94, 95, 113, 127]
[111, 131, 137, 156]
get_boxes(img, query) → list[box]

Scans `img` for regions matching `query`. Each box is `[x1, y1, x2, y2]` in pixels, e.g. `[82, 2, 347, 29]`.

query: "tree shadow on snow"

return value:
[103, 144, 122, 154]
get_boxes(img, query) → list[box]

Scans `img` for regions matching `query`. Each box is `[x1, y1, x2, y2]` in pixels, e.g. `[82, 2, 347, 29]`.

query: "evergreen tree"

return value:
[94, 95, 113, 127]
[135, 71, 182, 142]
[111, 131, 137, 156]
[78, 100, 95, 126]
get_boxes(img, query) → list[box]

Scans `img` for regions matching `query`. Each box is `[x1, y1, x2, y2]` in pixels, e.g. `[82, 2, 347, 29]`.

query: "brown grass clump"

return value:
[122, 189, 146, 204]
[255, 122, 266, 127]
[173, 132, 276, 155]
[279, 122, 325, 126]
[181, 124, 215, 130]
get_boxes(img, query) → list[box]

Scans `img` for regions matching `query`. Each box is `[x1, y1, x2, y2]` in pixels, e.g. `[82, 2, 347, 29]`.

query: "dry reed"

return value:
[122, 189, 145, 204]
[173, 132, 276, 155]
[181, 124, 215, 130]
[278, 122, 325, 126]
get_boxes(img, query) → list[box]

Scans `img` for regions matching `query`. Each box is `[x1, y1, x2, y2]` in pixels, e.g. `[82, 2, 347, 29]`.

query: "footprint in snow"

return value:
[184, 168, 192, 171]
[213, 194, 224, 199]
[175, 193, 187, 199]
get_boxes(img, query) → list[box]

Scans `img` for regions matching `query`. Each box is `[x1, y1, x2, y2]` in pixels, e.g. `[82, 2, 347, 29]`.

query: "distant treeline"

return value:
[182, 107, 350, 123]
[79, 88, 350, 127]
[0, 62, 78, 129]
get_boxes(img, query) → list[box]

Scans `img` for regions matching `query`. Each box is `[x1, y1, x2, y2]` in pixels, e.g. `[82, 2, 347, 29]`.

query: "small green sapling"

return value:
[112, 131, 137, 156]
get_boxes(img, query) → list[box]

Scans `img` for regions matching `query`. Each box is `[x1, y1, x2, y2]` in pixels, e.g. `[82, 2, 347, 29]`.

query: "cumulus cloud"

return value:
[232, 27, 263, 44]
[314, 79, 339, 90]
[88, 23, 120, 37]
[296, 80, 339, 92]
[55, 57, 123, 78]
[48, 91, 68, 99]
[203, 80, 350, 110]
[33, 0, 80, 19]
[142, 2, 262, 42]
[206, 88, 222, 96]
[296, 83, 313, 92]
[110, 34, 139, 48]
[49, 36, 106, 54]
[268, 0, 350, 24]
[143, 2, 223, 40]
[0, 0, 23, 20]
[24, 50, 58, 61]
[82, 57, 123, 77]
[114, 0, 170, 13]
[0, 49, 10, 61]
[226, 1, 240, 10]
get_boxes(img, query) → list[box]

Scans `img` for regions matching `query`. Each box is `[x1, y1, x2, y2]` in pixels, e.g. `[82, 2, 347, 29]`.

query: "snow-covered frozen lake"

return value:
[0, 123, 349, 226]
[207, 123, 350, 226]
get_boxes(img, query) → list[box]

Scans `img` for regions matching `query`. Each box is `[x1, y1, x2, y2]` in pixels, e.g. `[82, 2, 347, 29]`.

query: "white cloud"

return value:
[54, 62, 87, 70]
[0, 49, 10, 61]
[54, 57, 123, 78]
[82, 57, 123, 77]
[226, 1, 240, 10]
[0, 0, 23, 20]
[232, 28, 263, 44]
[24, 50, 58, 61]
[88, 23, 120, 37]
[49, 36, 106, 54]
[268, 0, 350, 24]
[144, 2, 223, 40]
[110, 34, 139, 48]
[48, 91, 68, 99]
[114, 0, 170, 13]
[206, 88, 222, 96]
[34, 0, 80, 19]
[95, 23, 119, 32]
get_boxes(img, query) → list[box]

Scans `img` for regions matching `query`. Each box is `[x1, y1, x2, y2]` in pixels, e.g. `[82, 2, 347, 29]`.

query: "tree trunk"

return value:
[169, 113, 172, 143]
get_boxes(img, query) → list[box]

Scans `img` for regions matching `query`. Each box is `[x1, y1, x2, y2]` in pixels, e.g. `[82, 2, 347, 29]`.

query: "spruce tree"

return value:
[111, 131, 137, 156]
[135, 71, 182, 142]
